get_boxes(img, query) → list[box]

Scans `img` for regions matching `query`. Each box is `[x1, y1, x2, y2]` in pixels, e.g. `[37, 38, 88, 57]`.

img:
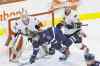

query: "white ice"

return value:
[0, 19, 100, 66]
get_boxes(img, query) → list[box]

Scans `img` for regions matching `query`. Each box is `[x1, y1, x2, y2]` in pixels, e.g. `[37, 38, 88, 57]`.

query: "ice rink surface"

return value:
[0, 19, 100, 66]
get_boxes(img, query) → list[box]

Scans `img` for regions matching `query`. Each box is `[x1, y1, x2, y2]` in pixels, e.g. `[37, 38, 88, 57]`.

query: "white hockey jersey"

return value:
[12, 17, 39, 35]
[61, 9, 80, 35]
[12, 17, 40, 49]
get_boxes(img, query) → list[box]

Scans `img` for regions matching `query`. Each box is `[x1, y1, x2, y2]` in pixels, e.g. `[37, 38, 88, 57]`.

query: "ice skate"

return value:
[29, 55, 36, 64]
[59, 48, 70, 61]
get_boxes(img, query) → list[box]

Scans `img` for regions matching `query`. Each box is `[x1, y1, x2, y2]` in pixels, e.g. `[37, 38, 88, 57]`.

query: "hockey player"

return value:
[61, 7, 89, 54]
[29, 23, 73, 63]
[8, 13, 39, 62]
[84, 53, 100, 66]
[30, 22, 50, 57]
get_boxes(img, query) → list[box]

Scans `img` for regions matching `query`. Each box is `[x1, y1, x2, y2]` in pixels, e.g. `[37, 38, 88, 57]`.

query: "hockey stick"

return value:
[81, 24, 88, 26]
[49, 12, 56, 43]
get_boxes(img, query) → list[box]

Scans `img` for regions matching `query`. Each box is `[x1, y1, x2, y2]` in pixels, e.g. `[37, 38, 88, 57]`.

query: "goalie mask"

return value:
[21, 14, 29, 25]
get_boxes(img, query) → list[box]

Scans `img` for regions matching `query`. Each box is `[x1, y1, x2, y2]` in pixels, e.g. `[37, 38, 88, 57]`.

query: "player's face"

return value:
[22, 17, 29, 25]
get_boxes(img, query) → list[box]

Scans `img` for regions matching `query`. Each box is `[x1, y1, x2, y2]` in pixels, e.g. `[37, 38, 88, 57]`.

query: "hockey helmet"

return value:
[21, 10, 29, 25]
